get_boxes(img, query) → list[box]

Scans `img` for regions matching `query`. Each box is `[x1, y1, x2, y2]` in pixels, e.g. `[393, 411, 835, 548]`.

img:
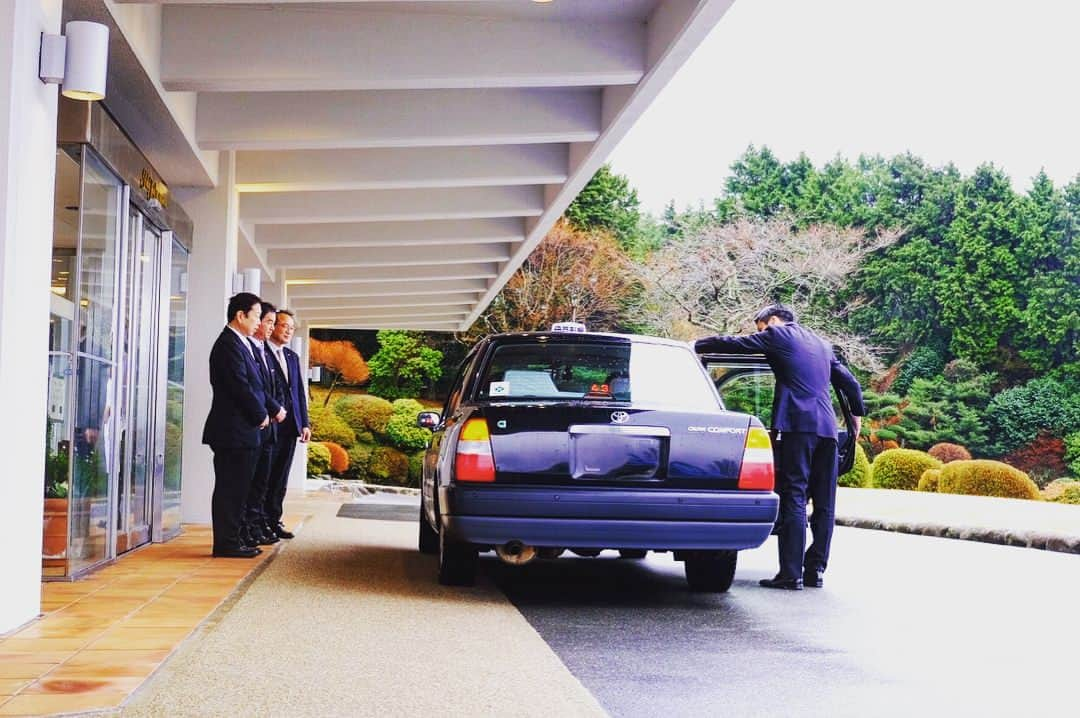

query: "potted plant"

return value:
[42, 447, 70, 558]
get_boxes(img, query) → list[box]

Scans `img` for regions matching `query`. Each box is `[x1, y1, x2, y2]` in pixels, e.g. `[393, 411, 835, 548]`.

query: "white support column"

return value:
[287, 320, 310, 497]
[0, 0, 62, 633]
[178, 152, 239, 525]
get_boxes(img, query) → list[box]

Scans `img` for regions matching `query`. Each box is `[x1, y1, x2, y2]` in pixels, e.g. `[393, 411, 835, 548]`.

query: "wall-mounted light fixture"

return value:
[233, 268, 263, 295]
[39, 21, 110, 101]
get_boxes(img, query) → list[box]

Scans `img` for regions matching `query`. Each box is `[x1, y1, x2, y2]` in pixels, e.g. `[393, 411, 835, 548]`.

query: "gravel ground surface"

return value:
[120, 494, 605, 718]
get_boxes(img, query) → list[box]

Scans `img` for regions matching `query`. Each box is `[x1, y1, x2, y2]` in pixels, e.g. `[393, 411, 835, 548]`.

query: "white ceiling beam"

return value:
[290, 298, 473, 311]
[162, 6, 643, 92]
[241, 186, 543, 225]
[235, 145, 568, 193]
[309, 320, 461, 331]
[197, 88, 601, 151]
[267, 243, 513, 269]
[286, 278, 488, 299]
[285, 264, 499, 285]
[302, 309, 470, 322]
[255, 218, 524, 250]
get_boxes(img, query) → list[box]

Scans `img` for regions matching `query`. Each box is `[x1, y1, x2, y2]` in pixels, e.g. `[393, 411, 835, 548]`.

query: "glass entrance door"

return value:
[115, 208, 164, 553]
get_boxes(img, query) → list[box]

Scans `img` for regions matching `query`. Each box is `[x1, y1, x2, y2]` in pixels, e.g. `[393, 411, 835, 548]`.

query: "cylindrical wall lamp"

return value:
[39, 20, 110, 101]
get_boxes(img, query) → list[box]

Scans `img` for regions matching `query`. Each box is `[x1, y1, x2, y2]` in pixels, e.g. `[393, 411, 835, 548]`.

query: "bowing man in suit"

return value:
[242, 302, 288, 547]
[263, 308, 311, 539]
[695, 305, 865, 590]
[202, 292, 271, 558]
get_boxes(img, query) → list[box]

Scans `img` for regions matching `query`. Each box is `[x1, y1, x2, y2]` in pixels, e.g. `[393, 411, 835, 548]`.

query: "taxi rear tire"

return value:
[684, 550, 737, 592]
[438, 527, 478, 586]
[618, 549, 648, 559]
[418, 503, 438, 555]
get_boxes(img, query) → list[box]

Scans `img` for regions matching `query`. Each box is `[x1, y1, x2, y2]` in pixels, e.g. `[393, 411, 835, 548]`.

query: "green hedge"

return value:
[307, 442, 331, 476]
[937, 460, 1040, 500]
[872, 449, 941, 491]
[838, 444, 872, 488]
[408, 451, 425, 487]
[346, 443, 373, 480]
[917, 468, 941, 492]
[385, 398, 430, 452]
[367, 446, 409, 485]
[333, 394, 393, 437]
[308, 405, 356, 446]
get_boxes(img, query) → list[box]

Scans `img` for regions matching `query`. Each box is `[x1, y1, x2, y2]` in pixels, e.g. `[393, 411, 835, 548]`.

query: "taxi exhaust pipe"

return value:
[496, 540, 537, 565]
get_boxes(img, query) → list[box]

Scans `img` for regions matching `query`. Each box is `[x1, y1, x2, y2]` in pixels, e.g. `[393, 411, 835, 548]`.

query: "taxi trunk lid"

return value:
[479, 404, 751, 490]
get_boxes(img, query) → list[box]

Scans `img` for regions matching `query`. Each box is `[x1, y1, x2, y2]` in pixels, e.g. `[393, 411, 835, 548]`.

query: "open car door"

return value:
[699, 353, 858, 475]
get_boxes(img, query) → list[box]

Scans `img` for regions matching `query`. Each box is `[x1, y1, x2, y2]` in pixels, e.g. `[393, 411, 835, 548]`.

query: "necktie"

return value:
[250, 340, 274, 394]
[273, 346, 289, 385]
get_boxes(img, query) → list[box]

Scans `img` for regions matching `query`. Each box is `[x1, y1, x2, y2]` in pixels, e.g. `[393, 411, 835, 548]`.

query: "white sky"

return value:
[609, 0, 1080, 214]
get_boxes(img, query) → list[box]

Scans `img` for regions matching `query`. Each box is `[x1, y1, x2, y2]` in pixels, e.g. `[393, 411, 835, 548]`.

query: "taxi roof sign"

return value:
[551, 321, 587, 333]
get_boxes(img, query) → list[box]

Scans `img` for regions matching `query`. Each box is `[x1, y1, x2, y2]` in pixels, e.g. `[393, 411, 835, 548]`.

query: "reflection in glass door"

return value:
[115, 208, 163, 553]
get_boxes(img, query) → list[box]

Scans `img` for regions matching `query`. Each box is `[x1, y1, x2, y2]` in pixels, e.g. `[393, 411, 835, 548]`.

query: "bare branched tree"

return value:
[635, 217, 900, 372]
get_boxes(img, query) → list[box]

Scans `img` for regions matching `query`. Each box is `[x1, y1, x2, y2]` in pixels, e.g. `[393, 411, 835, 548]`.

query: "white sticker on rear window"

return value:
[489, 381, 510, 397]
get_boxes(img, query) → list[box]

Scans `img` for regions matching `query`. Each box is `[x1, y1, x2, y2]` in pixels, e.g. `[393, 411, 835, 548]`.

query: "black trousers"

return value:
[774, 432, 838, 580]
[264, 429, 298, 526]
[211, 446, 260, 550]
[243, 440, 275, 529]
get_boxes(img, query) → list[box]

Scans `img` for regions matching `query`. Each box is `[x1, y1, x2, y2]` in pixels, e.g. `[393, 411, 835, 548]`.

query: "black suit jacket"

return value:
[202, 327, 270, 450]
[268, 343, 310, 436]
[695, 322, 865, 438]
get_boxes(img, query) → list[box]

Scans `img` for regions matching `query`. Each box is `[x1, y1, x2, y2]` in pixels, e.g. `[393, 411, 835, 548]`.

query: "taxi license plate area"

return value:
[569, 432, 663, 480]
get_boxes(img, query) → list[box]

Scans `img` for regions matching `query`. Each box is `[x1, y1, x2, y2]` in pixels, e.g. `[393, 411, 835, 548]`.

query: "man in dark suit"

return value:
[263, 308, 311, 539]
[202, 292, 271, 558]
[241, 302, 288, 547]
[695, 305, 865, 590]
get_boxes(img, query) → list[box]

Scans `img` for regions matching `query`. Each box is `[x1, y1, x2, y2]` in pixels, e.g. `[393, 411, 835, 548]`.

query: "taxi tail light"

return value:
[455, 418, 495, 483]
[738, 426, 774, 491]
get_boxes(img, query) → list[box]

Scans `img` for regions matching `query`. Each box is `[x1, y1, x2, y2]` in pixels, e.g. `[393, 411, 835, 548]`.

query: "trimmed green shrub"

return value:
[917, 468, 941, 492]
[1042, 478, 1079, 502]
[937, 460, 1041, 500]
[1054, 483, 1080, 505]
[367, 446, 409, 485]
[333, 394, 393, 437]
[323, 441, 349, 475]
[307, 442, 331, 476]
[893, 346, 945, 395]
[928, 442, 971, 463]
[346, 443, 373, 480]
[407, 451, 425, 488]
[838, 444, 872, 488]
[872, 449, 941, 491]
[984, 377, 1080, 456]
[1062, 432, 1080, 477]
[385, 398, 430, 452]
[355, 430, 375, 445]
[308, 405, 356, 446]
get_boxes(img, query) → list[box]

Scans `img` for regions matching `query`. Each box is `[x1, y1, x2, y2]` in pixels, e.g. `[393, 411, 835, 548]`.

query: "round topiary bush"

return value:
[407, 451, 425, 488]
[872, 449, 942, 491]
[838, 444, 872, 488]
[1042, 478, 1079, 502]
[917, 468, 941, 492]
[367, 446, 409, 485]
[307, 442, 331, 476]
[937, 460, 1041, 500]
[308, 405, 356, 446]
[384, 398, 431, 452]
[322, 441, 349, 475]
[346, 443, 373, 480]
[928, 442, 972, 464]
[333, 394, 393, 437]
[1055, 483, 1080, 505]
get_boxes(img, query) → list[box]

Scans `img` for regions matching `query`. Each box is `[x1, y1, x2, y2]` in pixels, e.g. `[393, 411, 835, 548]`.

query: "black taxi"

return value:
[415, 327, 780, 590]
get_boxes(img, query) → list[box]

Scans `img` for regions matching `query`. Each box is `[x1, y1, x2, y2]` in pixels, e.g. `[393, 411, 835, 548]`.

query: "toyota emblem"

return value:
[611, 411, 630, 424]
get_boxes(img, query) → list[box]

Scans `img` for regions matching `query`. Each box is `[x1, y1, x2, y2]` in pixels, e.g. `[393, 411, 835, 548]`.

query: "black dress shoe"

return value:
[273, 523, 295, 540]
[759, 575, 803, 590]
[212, 546, 259, 558]
[252, 528, 279, 546]
[803, 570, 824, 588]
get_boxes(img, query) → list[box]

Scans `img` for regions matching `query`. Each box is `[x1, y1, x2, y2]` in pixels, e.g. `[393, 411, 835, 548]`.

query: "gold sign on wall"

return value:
[138, 168, 169, 209]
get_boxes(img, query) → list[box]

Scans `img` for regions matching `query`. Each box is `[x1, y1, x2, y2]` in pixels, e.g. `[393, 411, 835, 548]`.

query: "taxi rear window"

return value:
[476, 341, 720, 411]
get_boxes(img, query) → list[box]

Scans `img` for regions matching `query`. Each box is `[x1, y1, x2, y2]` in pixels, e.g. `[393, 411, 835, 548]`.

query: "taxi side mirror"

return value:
[417, 411, 441, 430]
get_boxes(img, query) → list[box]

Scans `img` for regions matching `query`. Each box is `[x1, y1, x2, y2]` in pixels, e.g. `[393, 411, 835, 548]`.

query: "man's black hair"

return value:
[226, 292, 261, 323]
[260, 301, 277, 319]
[754, 304, 796, 325]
